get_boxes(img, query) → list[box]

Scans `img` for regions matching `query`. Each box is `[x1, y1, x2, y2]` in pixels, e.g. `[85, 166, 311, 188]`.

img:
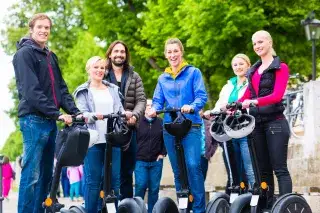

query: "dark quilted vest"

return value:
[247, 56, 285, 122]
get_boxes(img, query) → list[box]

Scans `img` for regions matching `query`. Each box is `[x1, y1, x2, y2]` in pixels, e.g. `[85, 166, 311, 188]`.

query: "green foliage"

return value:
[0, 130, 23, 161]
[2, 0, 320, 155]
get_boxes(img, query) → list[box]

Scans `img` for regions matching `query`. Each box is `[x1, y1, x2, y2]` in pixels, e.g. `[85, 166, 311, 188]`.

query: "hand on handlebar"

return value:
[58, 114, 73, 125]
[242, 99, 258, 109]
[95, 113, 104, 120]
[124, 111, 133, 120]
[203, 110, 212, 120]
[147, 108, 157, 118]
[181, 105, 193, 113]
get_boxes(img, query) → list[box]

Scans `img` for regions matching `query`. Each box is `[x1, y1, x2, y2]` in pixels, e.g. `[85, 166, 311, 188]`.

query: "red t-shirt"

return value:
[238, 63, 289, 106]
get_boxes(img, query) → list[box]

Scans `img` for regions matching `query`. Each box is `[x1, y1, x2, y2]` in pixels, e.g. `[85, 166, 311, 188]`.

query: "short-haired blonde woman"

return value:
[74, 56, 131, 212]
[148, 38, 208, 213]
[238, 30, 291, 209]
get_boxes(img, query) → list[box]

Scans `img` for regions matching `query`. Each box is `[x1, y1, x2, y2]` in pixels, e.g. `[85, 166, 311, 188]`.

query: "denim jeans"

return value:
[134, 160, 163, 213]
[120, 130, 137, 199]
[18, 115, 57, 213]
[232, 137, 255, 187]
[200, 156, 208, 181]
[252, 118, 292, 208]
[164, 127, 205, 213]
[83, 144, 121, 213]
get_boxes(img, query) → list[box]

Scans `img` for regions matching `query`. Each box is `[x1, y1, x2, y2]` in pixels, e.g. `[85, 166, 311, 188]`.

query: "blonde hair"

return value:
[252, 30, 277, 56]
[231, 53, 251, 67]
[85, 56, 105, 72]
[164, 38, 185, 55]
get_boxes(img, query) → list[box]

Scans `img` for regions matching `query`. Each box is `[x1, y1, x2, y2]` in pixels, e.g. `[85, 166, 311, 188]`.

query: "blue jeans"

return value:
[18, 115, 57, 213]
[84, 144, 121, 213]
[164, 128, 205, 213]
[134, 160, 163, 213]
[120, 130, 137, 199]
[200, 156, 208, 181]
[232, 137, 255, 187]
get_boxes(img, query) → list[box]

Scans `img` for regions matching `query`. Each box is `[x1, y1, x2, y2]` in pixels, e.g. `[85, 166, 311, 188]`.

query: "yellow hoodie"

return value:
[164, 60, 189, 79]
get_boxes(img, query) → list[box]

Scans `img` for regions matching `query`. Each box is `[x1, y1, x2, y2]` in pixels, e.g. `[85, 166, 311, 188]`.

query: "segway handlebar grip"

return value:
[156, 108, 194, 114]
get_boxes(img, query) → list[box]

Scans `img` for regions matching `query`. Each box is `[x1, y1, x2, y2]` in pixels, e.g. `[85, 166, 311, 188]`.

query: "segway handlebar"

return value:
[156, 108, 194, 115]
[57, 116, 86, 123]
[92, 112, 126, 120]
[226, 102, 256, 110]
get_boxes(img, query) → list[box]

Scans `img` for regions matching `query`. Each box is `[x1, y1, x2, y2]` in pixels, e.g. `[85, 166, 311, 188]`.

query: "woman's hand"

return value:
[181, 105, 193, 113]
[242, 99, 258, 109]
[203, 110, 212, 119]
[147, 107, 157, 118]
[95, 113, 104, 120]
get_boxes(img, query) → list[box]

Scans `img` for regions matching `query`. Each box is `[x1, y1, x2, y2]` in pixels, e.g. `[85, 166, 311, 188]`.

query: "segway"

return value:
[205, 111, 249, 213]
[67, 112, 147, 213]
[226, 102, 312, 213]
[152, 108, 194, 213]
[43, 116, 89, 213]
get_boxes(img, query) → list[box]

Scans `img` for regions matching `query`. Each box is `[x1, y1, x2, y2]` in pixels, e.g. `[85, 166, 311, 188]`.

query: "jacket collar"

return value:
[247, 56, 281, 78]
[73, 80, 115, 96]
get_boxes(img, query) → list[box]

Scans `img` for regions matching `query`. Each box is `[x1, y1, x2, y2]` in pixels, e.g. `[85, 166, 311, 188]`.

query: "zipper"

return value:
[149, 122, 151, 161]
[47, 52, 58, 107]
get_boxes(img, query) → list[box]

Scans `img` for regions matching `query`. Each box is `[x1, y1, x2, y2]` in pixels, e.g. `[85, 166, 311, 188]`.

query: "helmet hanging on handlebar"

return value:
[209, 113, 232, 142]
[223, 113, 255, 139]
[107, 117, 132, 151]
[164, 112, 192, 138]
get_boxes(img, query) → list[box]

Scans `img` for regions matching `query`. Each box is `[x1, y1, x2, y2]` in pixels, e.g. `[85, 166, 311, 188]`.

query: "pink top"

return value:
[238, 63, 289, 106]
[2, 163, 13, 180]
[67, 165, 83, 184]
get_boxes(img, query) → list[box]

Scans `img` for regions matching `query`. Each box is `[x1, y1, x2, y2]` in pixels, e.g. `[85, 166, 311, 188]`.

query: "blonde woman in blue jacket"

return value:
[204, 53, 255, 188]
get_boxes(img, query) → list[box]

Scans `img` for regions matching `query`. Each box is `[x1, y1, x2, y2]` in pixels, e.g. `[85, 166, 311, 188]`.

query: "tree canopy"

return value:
[1, 0, 320, 159]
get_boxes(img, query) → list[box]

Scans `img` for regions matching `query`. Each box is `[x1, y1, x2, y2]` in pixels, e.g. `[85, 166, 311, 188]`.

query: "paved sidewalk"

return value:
[3, 192, 83, 213]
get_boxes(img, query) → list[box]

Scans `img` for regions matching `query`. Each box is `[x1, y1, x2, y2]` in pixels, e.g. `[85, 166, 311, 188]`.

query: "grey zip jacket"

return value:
[73, 80, 124, 130]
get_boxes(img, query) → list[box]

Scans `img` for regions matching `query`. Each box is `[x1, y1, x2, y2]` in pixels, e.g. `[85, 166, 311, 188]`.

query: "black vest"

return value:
[247, 56, 285, 122]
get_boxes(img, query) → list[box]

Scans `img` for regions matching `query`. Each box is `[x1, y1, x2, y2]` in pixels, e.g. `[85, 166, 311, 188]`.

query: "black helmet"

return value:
[107, 117, 132, 150]
[223, 113, 255, 139]
[164, 112, 192, 138]
[209, 112, 231, 142]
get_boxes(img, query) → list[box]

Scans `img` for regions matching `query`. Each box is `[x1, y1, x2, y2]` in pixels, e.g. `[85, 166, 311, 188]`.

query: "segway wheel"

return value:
[133, 196, 148, 213]
[152, 197, 179, 213]
[67, 205, 86, 213]
[206, 192, 230, 213]
[271, 193, 312, 213]
[118, 198, 142, 213]
[206, 198, 229, 213]
[229, 193, 251, 213]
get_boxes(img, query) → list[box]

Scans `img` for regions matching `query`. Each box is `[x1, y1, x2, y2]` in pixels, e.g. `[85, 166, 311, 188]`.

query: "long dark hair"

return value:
[105, 40, 131, 71]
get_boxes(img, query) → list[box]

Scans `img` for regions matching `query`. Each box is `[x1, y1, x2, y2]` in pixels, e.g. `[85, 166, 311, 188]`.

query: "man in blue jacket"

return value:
[13, 13, 80, 213]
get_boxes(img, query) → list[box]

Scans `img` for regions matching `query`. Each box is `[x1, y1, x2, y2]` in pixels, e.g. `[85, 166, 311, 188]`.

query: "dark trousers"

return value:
[200, 156, 208, 181]
[252, 118, 292, 207]
[220, 141, 243, 195]
[120, 130, 137, 199]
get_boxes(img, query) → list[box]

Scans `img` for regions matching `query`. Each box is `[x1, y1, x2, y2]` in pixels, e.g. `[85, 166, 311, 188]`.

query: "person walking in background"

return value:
[134, 99, 166, 213]
[2, 156, 14, 200]
[13, 13, 80, 213]
[67, 165, 83, 202]
[61, 167, 70, 197]
[104, 40, 146, 200]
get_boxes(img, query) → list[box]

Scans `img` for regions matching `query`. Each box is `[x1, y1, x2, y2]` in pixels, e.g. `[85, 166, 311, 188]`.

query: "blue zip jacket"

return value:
[152, 65, 207, 124]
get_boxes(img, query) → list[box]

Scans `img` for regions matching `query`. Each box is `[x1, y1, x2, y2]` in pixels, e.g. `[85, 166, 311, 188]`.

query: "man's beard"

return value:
[111, 57, 125, 67]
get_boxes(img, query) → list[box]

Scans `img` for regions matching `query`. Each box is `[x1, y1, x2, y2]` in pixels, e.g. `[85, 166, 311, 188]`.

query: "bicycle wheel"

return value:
[289, 108, 304, 139]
